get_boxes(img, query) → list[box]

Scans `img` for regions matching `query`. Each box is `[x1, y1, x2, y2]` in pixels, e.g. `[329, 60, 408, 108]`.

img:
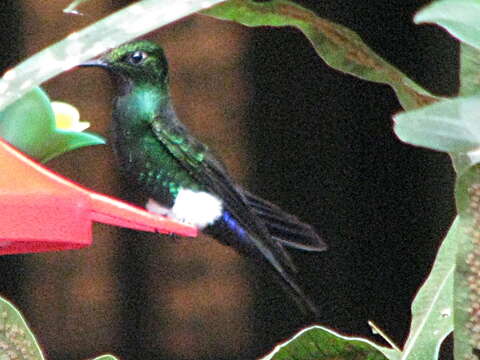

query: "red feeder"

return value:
[0, 138, 197, 255]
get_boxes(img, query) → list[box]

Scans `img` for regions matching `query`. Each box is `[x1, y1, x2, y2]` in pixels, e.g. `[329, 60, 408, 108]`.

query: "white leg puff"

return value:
[171, 188, 223, 229]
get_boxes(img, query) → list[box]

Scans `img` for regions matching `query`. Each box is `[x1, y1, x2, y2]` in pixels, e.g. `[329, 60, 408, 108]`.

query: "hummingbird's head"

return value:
[81, 40, 169, 88]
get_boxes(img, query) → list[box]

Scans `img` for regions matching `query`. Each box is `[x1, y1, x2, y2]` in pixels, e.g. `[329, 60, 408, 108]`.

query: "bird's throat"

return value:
[110, 83, 180, 203]
[114, 84, 170, 128]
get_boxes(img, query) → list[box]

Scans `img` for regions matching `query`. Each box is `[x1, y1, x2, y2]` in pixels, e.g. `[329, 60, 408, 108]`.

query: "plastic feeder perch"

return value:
[0, 138, 197, 255]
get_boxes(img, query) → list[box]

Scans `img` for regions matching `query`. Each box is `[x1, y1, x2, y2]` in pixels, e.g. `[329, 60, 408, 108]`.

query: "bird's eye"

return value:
[126, 50, 148, 65]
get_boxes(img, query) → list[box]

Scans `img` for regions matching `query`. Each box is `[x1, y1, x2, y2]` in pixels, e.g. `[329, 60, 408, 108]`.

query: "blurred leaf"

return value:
[400, 218, 456, 360]
[0, 296, 45, 360]
[64, 0, 91, 15]
[415, 0, 480, 50]
[429, 2, 480, 354]
[204, 0, 438, 110]
[415, 2, 480, 97]
[0, 87, 105, 162]
[0, 0, 227, 110]
[90, 355, 120, 360]
[261, 326, 398, 360]
[459, 43, 480, 96]
[393, 95, 480, 164]
[452, 167, 480, 359]
[410, 6, 480, 175]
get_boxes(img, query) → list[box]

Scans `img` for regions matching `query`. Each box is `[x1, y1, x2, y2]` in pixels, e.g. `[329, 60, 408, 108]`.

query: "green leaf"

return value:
[261, 326, 398, 360]
[459, 43, 480, 96]
[0, 0, 227, 111]
[453, 167, 480, 359]
[415, 0, 480, 51]
[0, 87, 105, 162]
[203, 0, 438, 110]
[400, 218, 456, 360]
[90, 355, 120, 360]
[0, 296, 45, 360]
[393, 95, 480, 160]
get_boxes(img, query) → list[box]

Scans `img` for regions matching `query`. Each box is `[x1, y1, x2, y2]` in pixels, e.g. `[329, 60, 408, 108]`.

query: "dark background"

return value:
[0, 0, 457, 359]
[248, 0, 457, 348]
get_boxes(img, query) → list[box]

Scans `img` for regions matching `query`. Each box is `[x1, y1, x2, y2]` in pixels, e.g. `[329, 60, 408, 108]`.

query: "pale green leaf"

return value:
[400, 218, 456, 360]
[393, 95, 480, 161]
[415, 0, 480, 50]
[459, 43, 480, 97]
[0, 0, 227, 110]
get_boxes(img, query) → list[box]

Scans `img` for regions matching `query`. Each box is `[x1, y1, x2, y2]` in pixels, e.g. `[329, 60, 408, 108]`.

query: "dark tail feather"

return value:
[268, 264, 320, 318]
[243, 191, 327, 252]
[205, 208, 322, 318]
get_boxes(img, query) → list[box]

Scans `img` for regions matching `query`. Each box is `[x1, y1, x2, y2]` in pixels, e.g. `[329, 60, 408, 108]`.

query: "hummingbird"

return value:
[80, 40, 326, 316]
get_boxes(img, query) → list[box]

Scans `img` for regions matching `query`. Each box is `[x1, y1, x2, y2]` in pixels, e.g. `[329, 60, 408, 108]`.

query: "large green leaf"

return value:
[415, 0, 480, 51]
[0, 87, 105, 162]
[399, 218, 456, 360]
[416, 2, 480, 357]
[0, 0, 227, 111]
[203, 0, 438, 110]
[0, 296, 45, 360]
[393, 95, 480, 161]
[261, 326, 398, 360]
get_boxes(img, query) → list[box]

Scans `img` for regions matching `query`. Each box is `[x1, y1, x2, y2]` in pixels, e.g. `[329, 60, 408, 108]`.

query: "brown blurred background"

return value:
[0, 0, 457, 359]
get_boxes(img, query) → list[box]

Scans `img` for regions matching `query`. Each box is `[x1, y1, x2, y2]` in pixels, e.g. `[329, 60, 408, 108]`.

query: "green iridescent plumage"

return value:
[80, 40, 327, 317]
[93, 42, 203, 202]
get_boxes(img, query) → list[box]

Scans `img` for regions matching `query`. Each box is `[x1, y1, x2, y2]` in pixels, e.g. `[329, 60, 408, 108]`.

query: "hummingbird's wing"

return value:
[150, 119, 297, 273]
[151, 118, 322, 317]
[242, 191, 327, 252]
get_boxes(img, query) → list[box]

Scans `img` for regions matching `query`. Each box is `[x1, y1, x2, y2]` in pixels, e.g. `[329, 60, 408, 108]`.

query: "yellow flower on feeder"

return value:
[51, 101, 90, 132]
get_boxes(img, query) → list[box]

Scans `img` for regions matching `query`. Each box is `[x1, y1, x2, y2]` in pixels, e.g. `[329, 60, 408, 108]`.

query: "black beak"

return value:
[79, 59, 108, 68]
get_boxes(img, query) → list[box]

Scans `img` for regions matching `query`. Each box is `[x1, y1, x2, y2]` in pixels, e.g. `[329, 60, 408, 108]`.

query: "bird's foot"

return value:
[146, 197, 197, 228]
[146, 198, 170, 216]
